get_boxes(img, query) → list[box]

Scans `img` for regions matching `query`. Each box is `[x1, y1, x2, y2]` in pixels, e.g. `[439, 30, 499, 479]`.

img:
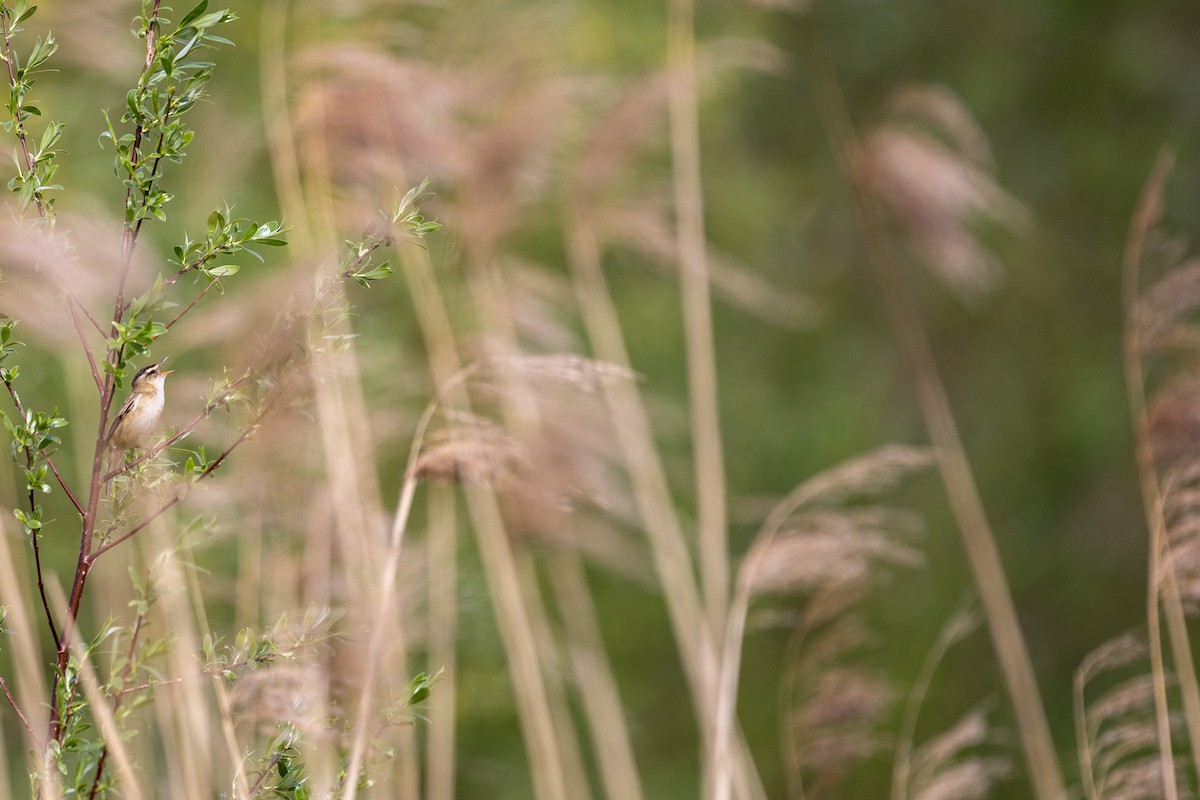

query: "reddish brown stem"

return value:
[1, 675, 40, 748]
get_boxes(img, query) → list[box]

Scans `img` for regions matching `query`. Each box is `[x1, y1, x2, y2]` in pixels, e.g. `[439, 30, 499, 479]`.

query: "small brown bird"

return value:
[106, 359, 174, 454]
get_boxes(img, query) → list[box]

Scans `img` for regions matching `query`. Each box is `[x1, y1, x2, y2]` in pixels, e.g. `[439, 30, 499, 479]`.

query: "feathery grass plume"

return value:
[1074, 632, 1196, 800]
[293, 4, 581, 260]
[775, 444, 935, 511]
[903, 707, 1011, 800]
[744, 508, 924, 595]
[1121, 152, 1200, 795]
[892, 606, 993, 800]
[576, 61, 819, 330]
[231, 662, 327, 738]
[597, 200, 821, 329]
[1131, 260, 1200, 358]
[473, 353, 640, 393]
[1148, 380, 1200, 469]
[0, 212, 154, 346]
[724, 447, 932, 799]
[415, 412, 527, 487]
[41, 0, 135, 80]
[1159, 459, 1200, 612]
[854, 84, 1028, 305]
[782, 606, 893, 799]
[715, 446, 932, 800]
[414, 362, 650, 577]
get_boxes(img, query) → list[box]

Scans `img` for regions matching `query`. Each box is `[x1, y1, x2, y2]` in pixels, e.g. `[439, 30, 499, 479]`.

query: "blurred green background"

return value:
[4, 0, 1200, 797]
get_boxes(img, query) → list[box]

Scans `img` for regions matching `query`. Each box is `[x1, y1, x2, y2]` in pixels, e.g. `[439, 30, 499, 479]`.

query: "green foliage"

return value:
[0, 1, 63, 217]
[342, 179, 442, 289]
[249, 725, 312, 800]
[0, 3, 441, 795]
[100, 0, 237, 228]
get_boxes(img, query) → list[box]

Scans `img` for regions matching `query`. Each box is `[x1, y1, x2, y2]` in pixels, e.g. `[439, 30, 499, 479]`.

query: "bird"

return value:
[106, 358, 174, 455]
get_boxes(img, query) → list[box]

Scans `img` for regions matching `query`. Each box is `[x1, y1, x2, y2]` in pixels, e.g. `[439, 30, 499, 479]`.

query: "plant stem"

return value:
[802, 21, 1065, 800]
[666, 0, 729, 642]
[1119, 149, 1200, 797]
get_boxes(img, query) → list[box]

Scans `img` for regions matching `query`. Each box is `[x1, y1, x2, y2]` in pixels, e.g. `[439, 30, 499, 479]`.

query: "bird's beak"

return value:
[157, 356, 175, 376]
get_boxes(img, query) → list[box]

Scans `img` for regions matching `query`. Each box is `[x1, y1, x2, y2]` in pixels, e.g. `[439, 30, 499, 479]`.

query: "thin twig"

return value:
[163, 281, 217, 330]
[1, 675, 41, 748]
[65, 296, 104, 392]
[102, 371, 252, 482]
[91, 403, 269, 560]
[45, 456, 84, 517]
[3, 379, 64, 645]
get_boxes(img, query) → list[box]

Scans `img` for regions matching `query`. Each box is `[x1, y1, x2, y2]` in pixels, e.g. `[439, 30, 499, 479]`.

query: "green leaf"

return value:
[205, 264, 239, 277]
[178, 0, 209, 28]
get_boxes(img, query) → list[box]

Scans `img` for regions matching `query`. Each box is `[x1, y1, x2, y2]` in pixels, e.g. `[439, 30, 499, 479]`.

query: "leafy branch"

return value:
[0, 0, 61, 219]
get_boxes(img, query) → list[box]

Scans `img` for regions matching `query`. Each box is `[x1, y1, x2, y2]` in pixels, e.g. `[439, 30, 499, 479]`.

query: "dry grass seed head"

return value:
[855, 85, 1027, 305]
[789, 666, 892, 797]
[1076, 633, 1148, 686]
[1132, 260, 1200, 356]
[416, 413, 526, 487]
[1086, 674, 1158, 738]
[746, 508, 924, 596]
[1157, 460, 1200, 609]
[0, 213, 154, 347]
[912, 759, 1011, 800]
[907, 707, 1010, 800]
[502, 258, 585, 353]
[784, 445, 934, 511]
[1099, 755, 1180, 800]
[231, 661, 328, 738]
[597, 199, 820, 329]
[1147, 377, 1200, 468]
[471, 354, 640, 394]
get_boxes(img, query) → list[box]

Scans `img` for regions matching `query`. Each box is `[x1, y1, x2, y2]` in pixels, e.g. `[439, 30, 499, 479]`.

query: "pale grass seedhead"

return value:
[1147, 378, 1200, 468]
[502, 259, 585, 354]
[1156, 458, 1200, 611]
[416, 413, 527, 488]
[597, 199, 820, 329]
[884, 86, 995, 168]
[478, 353, 640, 393]
[294, 48, 467, 189]
[782, 445, 934, 511]
[295, 7, 580, 259]
[745, 508, 924, 595]
[1077, 633, 1149, 686]
[1099, 756, 1186, 800]
[231, 661, 328, 739]
[573, 74, 671, 204]
[912, 758, 1011, 800]
[855, 85, 1027, 304]
[1131, 260, 1200, 357]
[785, 612, 893, 799]
[792, 666, 891, 749]
[1075, 633, 1191, 800]
[0, 212, 152, 346]
[759, 447, 932, 798]
[415, 361, 648, 575]
[906, 708, 1010, 800]
[573, 39, 784, 204]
